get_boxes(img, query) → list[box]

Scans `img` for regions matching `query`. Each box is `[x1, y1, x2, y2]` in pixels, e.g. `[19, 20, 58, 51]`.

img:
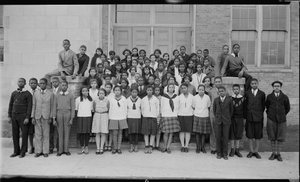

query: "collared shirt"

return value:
[231, 53, 239, 57]
[251, 89, 258, 97]
[220, 96, 226, 102]
[59, 91, 69, 95]
[53, 87, 59, 95]
[275, 92, 280, 97]
[231, 94, 243, 98]
[64, 49, 69, 57]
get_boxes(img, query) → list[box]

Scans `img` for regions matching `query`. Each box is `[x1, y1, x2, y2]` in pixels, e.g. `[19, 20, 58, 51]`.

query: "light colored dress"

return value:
[92, 98, 109, 134]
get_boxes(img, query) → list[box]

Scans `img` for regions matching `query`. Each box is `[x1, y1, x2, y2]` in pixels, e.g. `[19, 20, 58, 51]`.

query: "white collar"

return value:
[231, 53, 239, 57]
[220, 96, 226, 100]
[59, 91, 69, 95]
[40, 89, 47, 93]
[231, 94, 243, 98]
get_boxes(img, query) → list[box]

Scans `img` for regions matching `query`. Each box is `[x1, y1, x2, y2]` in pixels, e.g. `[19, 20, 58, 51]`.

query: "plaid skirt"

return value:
[161, 117, 181, 133]
[109, 119, 128, 130]
[141, 117, 157, 135]
[193, 116, 211, 134]
[127, 118, 142, 134]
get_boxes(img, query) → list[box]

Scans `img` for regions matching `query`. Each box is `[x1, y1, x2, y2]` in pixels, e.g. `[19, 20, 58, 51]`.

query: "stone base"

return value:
[212, 76, 246, 96]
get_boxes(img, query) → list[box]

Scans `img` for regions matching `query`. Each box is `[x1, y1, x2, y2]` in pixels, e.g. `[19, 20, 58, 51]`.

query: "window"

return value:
[231, 6, 257, 65]
[115, 5, 191, 25]
[231, 5, 289, 68]
[0, 5, 3, 62]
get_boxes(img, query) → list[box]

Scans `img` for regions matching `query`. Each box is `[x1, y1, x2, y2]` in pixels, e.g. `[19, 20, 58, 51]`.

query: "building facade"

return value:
[0, 4, 299, 137]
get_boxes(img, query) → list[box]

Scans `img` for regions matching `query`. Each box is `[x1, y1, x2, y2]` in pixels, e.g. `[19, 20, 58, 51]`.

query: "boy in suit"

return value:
[52, 80, 75, 156]
[31, 78, 54, 158]
[265, 81, 290, 162]
[76, 45, 89, 77]
[45, 39, 79, 87]
[135, 76, 147, 99]
[8, 78, 32, 158]
[49, 77, 61, 154]
[245, 78, 266, 159]
[213, 86, 233, 160]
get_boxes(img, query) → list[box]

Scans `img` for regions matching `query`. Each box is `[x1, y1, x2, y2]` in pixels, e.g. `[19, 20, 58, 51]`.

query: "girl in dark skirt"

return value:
[141, 86, 160, 154]
[192, 84, 211, 154]
[126, 87, 142, 153]
[154, 86, 163, 151]
[75, 86, 93, 155]
[161, 84, 181, 154]
[178, 83, 194, 153]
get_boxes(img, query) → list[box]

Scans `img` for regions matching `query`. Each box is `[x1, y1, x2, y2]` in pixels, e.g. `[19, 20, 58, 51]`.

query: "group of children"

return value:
[8, 41, 291, 163]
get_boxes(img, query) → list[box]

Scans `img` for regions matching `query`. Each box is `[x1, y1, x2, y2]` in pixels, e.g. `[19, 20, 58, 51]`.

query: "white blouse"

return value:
[178, 93, 194, 116]
[108, 96, 127, 120]
[75, 97, 93, 117]
[163, 85, 179, 95]
[192, 94, 211, 117]
[89, 88, 99, 101]
[141, 95, 159, 118]
[191, 73, 207, 92]
[161, 93, 179, 117]
[127, 96, 142, 118]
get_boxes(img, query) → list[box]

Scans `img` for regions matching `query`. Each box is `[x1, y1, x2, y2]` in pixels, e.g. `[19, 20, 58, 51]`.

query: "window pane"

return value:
[249, 7, 256, 19]
[155, 5, 163, 12]
[261, 53, 269, 64]
[182, 5, 189, 12]
[241, 19, 248, 29]
[141, 5, 150, 11]
[278, 19, 286, 30]
[232, 7, 240, 19]
[173, 13, 181, 23]
[232, 31, 239, 40]
[155, 13, 164, 24]
[132, 12, 142, 23]
[261, 41, 269, 52]
[269, 55, 277, 64]
[241, 7, 248, 18]
[181, 13, 190, 24]
[232, 19, 240, 30]
[132, 5, 141, 11]
[263, 6, 270, 19]
[247, 41, 255, 65]
[123, 12, 132, 23]
[164, 5, 172, 12]
[141, 12, 150, 23]
[124, 5, 132, 11]
[117, 5, 123, 11]
[271, 19, 279, 29]
[173, 5, 181, 12]
[117, 12, 123, 23]
[232, 6, 256, 30]
[239, 31, 247, 41]
[263, 5, 287, 30]
[277, 52, 285, 64]
[269, 31, 277, 41]
[164, 12, 173, 23]
[248, 19, 256, 29]
[263, 19, 271, 29]
[278, 6, 286, 18]
[278, 42, 285, 52]
[277, 32, 285, 42]
[271, 6, 278, 19]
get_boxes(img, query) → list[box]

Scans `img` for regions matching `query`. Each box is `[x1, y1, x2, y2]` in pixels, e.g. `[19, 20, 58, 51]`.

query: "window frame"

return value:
[0, 5, 4, 63]
[230, 5, 290, 69]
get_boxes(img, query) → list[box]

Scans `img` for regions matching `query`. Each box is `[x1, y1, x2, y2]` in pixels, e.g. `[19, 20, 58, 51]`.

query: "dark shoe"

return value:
[56, 153, 62, 157]
[201, 147, 207, 154]
[254, 152, 261, 159]
[34, 153, 42, 158]
[43, 154, 49, 158]
[217, 155, 222, 159]
[28, 148, 35, 154]
[196, 148, 200, 154]
[49, 150, 53, 154]
[223, 156, 228, 160]
[211, 150, 216, 155]
[99, 149, 104, 155]
[10, 153, 20, 158]
[247, 152, 253, 158]
[184, 148, 189, 153]
[269, 153, 277, 160]
[161, 148, 167, 153]
[156, 147, 162, 152]
[96, 149, 100, 155]
[235, 149, 243, 158]
[277, 154, 283, 162]
[117, 149, 122, 154]
[181, 147, 185, 152]
[229, 148, 235, 157]
[65, 152, 71, 156]
[112, 149, 117, 154]
[166, 148, 171, 154]
[19, 153, 25, 158]
[107, 146, 112, 152]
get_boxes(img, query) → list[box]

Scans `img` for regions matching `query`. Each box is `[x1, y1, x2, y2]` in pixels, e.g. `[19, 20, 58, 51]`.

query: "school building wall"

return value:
[0, 4, 299, 138]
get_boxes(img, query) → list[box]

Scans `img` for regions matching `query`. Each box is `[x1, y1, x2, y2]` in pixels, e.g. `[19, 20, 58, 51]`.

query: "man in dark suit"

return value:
[245, 78, 266, 159]
[213, 86, 233, 160]
[180, 46, 190, 63]
[133, 76, 147, 99]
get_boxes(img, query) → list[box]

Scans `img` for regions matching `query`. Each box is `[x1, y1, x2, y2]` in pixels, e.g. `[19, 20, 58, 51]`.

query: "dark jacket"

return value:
[245, 89, 266, 122]
[8, 90, 32, 119]
[132, 83, 147, 99]
[213, 96, 234, 125]
[265, 91, 290, 123]
[90, 55, 100, 69]
[76, 53, 90, 75]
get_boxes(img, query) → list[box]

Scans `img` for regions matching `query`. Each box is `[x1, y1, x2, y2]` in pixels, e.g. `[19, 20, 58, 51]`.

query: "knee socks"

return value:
[277, 141, 282, 154]
[195, 134, 200, 149]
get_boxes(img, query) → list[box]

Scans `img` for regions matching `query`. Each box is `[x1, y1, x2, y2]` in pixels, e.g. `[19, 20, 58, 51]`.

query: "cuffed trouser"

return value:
[215, 123, 230, 157]
[210, 116, 216, 151]
[57, 112, 71, 154]
[35, 116, 50, 154]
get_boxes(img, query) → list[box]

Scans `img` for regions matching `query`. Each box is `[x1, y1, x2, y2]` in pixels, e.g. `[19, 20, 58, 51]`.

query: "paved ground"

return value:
[0, 138, 298, 179]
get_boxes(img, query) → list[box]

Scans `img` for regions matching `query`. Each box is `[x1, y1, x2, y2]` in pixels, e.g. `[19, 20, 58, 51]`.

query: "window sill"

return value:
[247, 68, 293, 73]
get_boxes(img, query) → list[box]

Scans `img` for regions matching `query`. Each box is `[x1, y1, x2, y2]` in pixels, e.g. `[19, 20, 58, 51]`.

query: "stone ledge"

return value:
[211, 77, 245, 84]
[51, 76, 86, 83]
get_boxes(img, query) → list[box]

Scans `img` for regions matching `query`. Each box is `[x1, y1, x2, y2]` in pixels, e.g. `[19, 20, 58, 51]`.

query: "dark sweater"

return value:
[231, 96, 246, 118]
[8, 90, 32, 119]
[77, 53, 90, 75]
[265, 91, 290, 123]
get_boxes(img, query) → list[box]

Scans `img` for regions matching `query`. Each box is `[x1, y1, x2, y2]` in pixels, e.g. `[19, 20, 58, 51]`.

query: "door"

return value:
[132, 27, 151, 56]
[153, 27, 173, 56]
[173, 27, 191, 55]
[114, 27, 132, 56]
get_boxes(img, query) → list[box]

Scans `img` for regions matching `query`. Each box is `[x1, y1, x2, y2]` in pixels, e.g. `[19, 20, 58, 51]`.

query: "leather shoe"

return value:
[235, 149, 243, 158]
[229, 148, 235, 157]
[65, 152, 71, 156]
[254, 152, 261, 159]
[43, 153, 49, 158]
[217, 155, 222, 159]
[28, 148, 34, 154]
[277, 154, 283, 162]
[19, 153, 25, 158]
[247, 152, 253, 158]
[56, 153, 62, 157]
[223, 156, 228, 160]
[34, 153, 42, 158]
[181, 147, 185, 152]
[49, 150, 53, 154]
[269, 153, 277, 160]
[196, 148, 200, 154]
[10, 153, 20, 158]
[201, 148, 207, 154]
[117, 149, 122, 154]
[211, 150, 216, 155]
[184, 148, 189, 153]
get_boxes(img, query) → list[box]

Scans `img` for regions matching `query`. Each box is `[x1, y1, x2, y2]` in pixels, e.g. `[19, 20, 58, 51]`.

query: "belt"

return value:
[95, 111, 108, 114]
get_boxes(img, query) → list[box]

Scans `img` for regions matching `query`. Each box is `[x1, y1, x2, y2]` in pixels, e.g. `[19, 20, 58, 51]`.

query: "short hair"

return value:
[109, 50, 115, 55]
[120, 78, 129, 85]
[129, 66, 137, 72]
[203, 49, 209, 53]
[103, 74, 112, 79]
[251, 78, 259, 83]
[130, 87, 138, 92]
[232, 84, 240, 89]
[80, 45, 87, 50]
[97, 63, 103, 67]
[180, 46, 186, 50]
[132, 47, 138, 52]
[101, 53, 107, 58]
[218, 86, 226, 91]
[122, 48, 131, 55]
[222, 45, 229, 49]
[146, 85, 154, 91]
[149, 54, 155, 59]
[173, 49, 179, 56]
[163, 53, 169, 58]
[197, 49, 202, 53]
[90, 79, 97, 84]
[113, 85, 121, 91]
[114, 55, 120, 61]
[19, 77, 26, 82]
[202, 76, 211, 83]
[232, 44, 240, 49]
[39, 78, 48, 84]
[99, 88, 107, 96]
[198, 84, 206, 90]
[139, 49, 146, 54]
[52, 77, 59, 81]
[121, 71, 129, 76]
[154, 49, 161, 55]
[131, 59, 138, 64]
[63, 39, 70, 44]
[61, 80, 68, 86]
[181, 83, 189, 88]
[166, 83, 176, 92]
[105, 82, 113, 88]
[214, 76, 223, 82]
[29, 77, 38, 83]
[183, 74, 192, 82]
